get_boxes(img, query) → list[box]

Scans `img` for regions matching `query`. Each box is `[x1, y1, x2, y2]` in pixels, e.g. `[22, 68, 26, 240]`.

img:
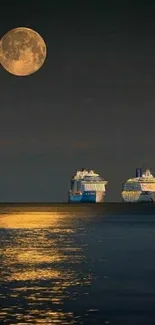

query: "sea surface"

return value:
[1, 203, 155, 325]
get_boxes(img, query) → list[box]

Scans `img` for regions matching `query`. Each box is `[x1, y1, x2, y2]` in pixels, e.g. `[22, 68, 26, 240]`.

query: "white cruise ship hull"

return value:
[69, 168, 107, 204]
[68, 191, 105, 203]
[122, 191, 155, 203]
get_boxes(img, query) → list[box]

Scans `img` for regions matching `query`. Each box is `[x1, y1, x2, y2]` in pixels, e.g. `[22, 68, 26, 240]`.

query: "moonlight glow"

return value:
[0, 27, 47, 76]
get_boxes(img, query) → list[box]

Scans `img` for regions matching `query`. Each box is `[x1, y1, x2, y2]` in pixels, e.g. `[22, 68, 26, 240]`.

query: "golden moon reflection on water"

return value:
[0, 27, 47, 76]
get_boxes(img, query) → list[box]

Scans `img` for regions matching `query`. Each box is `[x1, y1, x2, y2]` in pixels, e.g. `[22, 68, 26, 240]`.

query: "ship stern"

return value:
[68, 191, 82, 203]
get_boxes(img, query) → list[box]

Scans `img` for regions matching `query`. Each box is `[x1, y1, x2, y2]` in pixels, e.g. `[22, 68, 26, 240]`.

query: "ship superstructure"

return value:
[68, 168, 108, 203]
[122, 168, 155, 203]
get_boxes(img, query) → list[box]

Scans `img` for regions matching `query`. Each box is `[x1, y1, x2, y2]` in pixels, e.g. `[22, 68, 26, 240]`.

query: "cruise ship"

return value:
[68, 168, 108, 203]
[122, 168, 155, 203]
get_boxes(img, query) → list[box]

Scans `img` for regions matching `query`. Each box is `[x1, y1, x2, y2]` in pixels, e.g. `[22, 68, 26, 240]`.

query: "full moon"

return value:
[0, 27, 47, 76]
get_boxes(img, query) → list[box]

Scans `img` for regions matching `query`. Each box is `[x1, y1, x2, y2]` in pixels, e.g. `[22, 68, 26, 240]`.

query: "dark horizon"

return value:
[0, 2, 155, 202]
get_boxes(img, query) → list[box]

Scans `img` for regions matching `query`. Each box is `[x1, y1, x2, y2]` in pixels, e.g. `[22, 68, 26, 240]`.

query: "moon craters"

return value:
[0, 27, 47, 76]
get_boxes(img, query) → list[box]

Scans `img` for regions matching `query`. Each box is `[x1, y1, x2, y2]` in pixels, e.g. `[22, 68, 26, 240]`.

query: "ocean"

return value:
[0, 203, 155, 325]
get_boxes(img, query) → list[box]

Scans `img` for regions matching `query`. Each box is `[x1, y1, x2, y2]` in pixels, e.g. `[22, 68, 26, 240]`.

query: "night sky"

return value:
[0, 2, 155, 202]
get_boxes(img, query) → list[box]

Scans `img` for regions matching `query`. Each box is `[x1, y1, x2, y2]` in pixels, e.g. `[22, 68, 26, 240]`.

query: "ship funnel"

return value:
[136, 168, 142, 178]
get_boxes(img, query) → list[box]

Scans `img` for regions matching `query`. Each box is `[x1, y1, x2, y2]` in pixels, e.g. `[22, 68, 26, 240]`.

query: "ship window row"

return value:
[85, 192, 95, 195]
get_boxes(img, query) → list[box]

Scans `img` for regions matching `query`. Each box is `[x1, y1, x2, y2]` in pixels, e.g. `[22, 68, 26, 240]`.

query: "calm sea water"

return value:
[1, 203, 155, 325]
